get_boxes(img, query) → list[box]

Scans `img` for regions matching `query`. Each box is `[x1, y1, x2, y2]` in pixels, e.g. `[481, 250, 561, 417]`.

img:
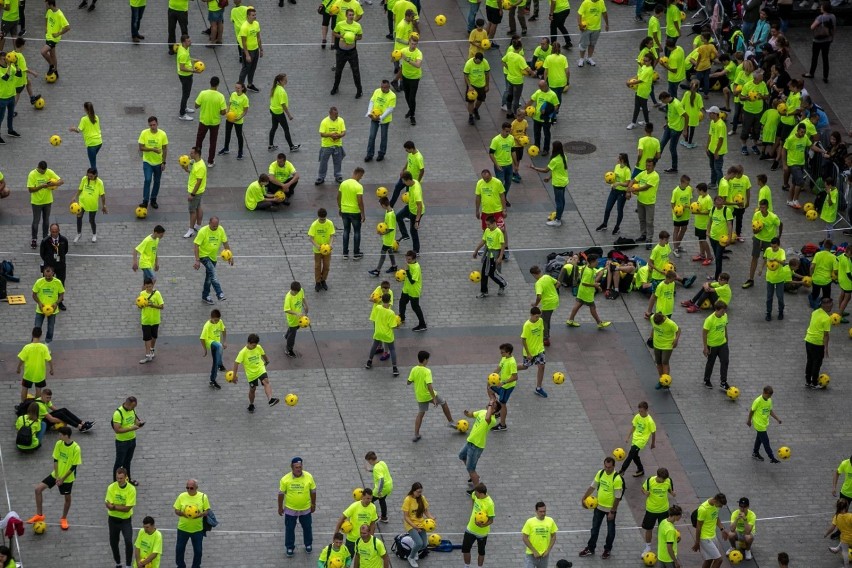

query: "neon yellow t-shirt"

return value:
[195, 89, 226, 126]
[308, 219, 336, 253]
[134, 529, 163, 568]
[371, 460, 393, 498]
[464, 57, 490, 88]
[45, 8, 69, 42]
[113, 406, 137, 442]
[32, 277, 64, 314]
[657, 518, 677, 562]
[490, 134, 515, 167]
[731, 509, 757, 534]
[77, 176, 104, 212]
[105, 481, 137, 520]
[283, 289, 305, 328]
[354, 536, 387, 568]
[279, 471, 317, 511]
[804, 308, 831, 345]
[139, 290, 163, 326]
[593, 469, 623, 509]
[652, 317, 678, 350]
[703, 312, 728, 347]
[402, 261, 422, 297]
[17, 342, 51, 382]
[135, 235, 159, 270]
[244, 180, 268, 211]
[51, 440, 82, 483]
[644, 476, 673, 513]
[482, 227, 505, 255]
[521, 318, 544, 357]
[228, 91, 249, 125]
[269, 84, 289, 114]
[764, 247, 786, 285]
[406, 150, 425, 180]
[709, 206, 733, 241]
[466, 493, 495, 536]
[522, 515, 558, 555]
[343, 500, 378, 541]
[408, 365, 435, 402]
[476, 177, 505, 214]
[200, 319, 225, 348]
[631, 413, 657, 448]
[406, 180, 425, 215]
[697, 500, 719, 539]
[77, 115, 102, 147]
[635, 169, 660, 205]
[239, 20, 260, 50]
[577, 0, 606, 30]
[811, 250, 839, 286]
[543, 53, 568, 88]
[753, 210, 780, 242]
[318, 544, 351, 568]
[138, 128, 168, 166]
[319, 116, 346, 148]
[173, 492, 209, 533]
[535, 275, 559, 311]
[193, 225, 227, 260]
[235, 344, 267, 380]
[187, 160, 207, 195]
[654, 281, 675, 315]
[498, 355, 518, 389]
[339, 178, 364, 214]
[370, 88, 396, 124]
[176, 45, 193, 77]
[400, 47, 423, 80]
[27, 168, 59, 206]
[466, 409, 497, 449]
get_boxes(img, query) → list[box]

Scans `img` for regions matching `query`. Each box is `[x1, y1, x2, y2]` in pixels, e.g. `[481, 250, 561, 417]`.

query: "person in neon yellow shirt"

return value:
[138, 278, 164, 364]
[566, 254, 613, 329]
[462, 484, 495, 566]
[364, 451, 393, 522]
[459, 400, 499, 486]
[267, 151, 300, 203]
[317, 106, 346, 184]
[706, 107, 727, 189]
[810, 240, 839, 308]
[408, 350, 456, 442]
[137, 116, 168, 209]
[656, 505, 682, 567]
[837, 245, 852, 323]
[168, 0, 190, 51]
[111, 396, 143, 486]
[106, 467, 137, 568]
[484, 342, 516, 431]
[579, 457, 624, 558]
[68, 102, 102, 169]
[472, 215, 507, 298]
[365, 292, 399, 375]
[192, 216, 232, 303]
[338, 167, 365, 259]
[521, 500, 558, 564]
[577, 0, 608, 66]
[278, 457, 317, 556]
[173, 479, 210, 568]
[395, 36, 423, 125]
[194, 76, 227, 167]
[520, 306, 549, 396]
[283, 281, 307, 358]
[31, 265, 64, 343]
[627, 55, 654, 129]
[650, 312, 679, 380]
[71, 168, 107, 242]
[630, 159, 660, 247]
[530, 265, 559, 344]
[369, 197, 398, 277]
[16, 326, 52, 403]
[317, 532, 352, 568]
[748, 384, 781, 464]
[465, 41, 490, 120]
[176, 35, 202, 121]
[40, 0, 69, 78]
[27, 426, 81, 529]
[744, 198, 781, 288]
[821, 176, 839, 240]
[237, 7, 261, 89]
[15, 402, 41, 452]
[621, 399, 657, 476]
[331, 9, 363, 97]
[219, 82, 249, 159]
[182, 147, 207, 237]
[308, 207, 336, 289]
[245, 173, 283, 211]
[335, 489, 378, 554]
[365, 80, 396, 161]
[398, 250, 426, 330]
[725, 497, 756, 560]
[199, 308, 227, 388]
[691, 493, 730, 565]
[759, 237, 786, 320]
[27, 160, 63, 247]
[702, 300, 729, 389]
[134, 516, 163, 568]
[233, 333, 280, 411]
[804, 296, 832, 388]
[641, 468, 676, 556]
[353, 524, 390, 568]
[133, 225, 165, 285]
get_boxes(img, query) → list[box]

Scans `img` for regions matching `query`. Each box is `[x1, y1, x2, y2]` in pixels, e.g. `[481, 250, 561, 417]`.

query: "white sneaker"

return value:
[139, 354, 152, 364]
[672, 249, 681, 258]
[744, 550, 752, 560]
[637, 120, 646, 126]
[641, 544, 652, 557]
[179, 114, 193, 121]
[193, 224, 202, 231]
[92, 234, 97, 242]
[207, 161, 215, 168]
[626, 123, 637, 130]
[577, 58, 585, 67]
[725, 548, 734, 556]
[185, 107, 195, 113]
[73, 233, 81, 243]
[546, 219, 562, 226]
[587, 58, 596, 66]
[183, 228, 195, 238]
[500, 104, 508, 112]
[407, 556, 418, 568]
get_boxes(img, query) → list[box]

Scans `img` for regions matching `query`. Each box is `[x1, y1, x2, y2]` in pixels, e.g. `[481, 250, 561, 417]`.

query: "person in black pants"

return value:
[396, 36, 422, 125]
[549, 0, 572, 48]
[398, 251, 427, 332]
[112, 397, 143, 485]
[708, 195, 733, 280]
[106, 467, 136, 568]
[39, 223, 68, 310]
[330, 10, 363, 97]
[176, 36, 196, 120]
[702, 301, 729, 390]
[472, 216, 507, 297]
[804, 297, 832, 388]
[36, 389, 94, 437]
[167, 3, 189, 53]
[237, 8, 262, 90]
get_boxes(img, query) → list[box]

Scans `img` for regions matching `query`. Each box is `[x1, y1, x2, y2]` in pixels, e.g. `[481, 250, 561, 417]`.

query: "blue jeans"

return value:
[467, 1, 481, 32]
[38, 421, 47, 443]
[707, 151, 724, 187]
[209, 341, 222, 381]
[86, 144, 102, 170]
[659, 126, 681, 170]
[741, 20, 755, 44]
[766, 281, 784, 315]
[284, 513, 313, 551]
[408, 528, 427, 558]
[366, 120, 389, 159]
[553, 185, 566, 220]
[0, 96, 14, 131]
[341, 212, 362, 255]
[602, 188, 626, 228]
[695, 69, 710, 95]
[635, 0, 643, 18]
[175, 529, 203, 568]
[142, 161, 163, 203]
[396, 208, 420, 253]
[317, 146, 345, 181]
[752, 429, 775, 459]
[34, 313, 56, 343]
[667, 81, 678, 99]
[587, 507, 616, 552]
[494, 164, 514, 196]
[200, 257, 223, 300]
[390, 178, 406, 207]
[130, 5, 145, 38]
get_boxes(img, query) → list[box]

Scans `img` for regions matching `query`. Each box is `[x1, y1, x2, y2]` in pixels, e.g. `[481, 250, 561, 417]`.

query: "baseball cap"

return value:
[707, 106, 721, 114]
[738, 497, 750, 507]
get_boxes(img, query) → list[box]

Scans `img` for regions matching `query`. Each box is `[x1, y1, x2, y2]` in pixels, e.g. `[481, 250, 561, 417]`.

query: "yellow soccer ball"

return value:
[428, 533, 441, 546]
[329, 4, 340, 14]
[766, 260, 780, 271]
[676, 530, 681, 542]
[803, 202, 815, 212]
[653, 72, 660, 82]
[341, 520, 353, 533]
[474, 511, 488, 525]
[343, 31, 356, 44]
[528, 145, 539, 157]
[69, 202, 82, 215]
[699, 111, 705, 121]
[480, 38, 491, 49]
[193, 61, 205, 73]
[728, 550, 744, 564]
[583, 495, 598, 509]
[552, 371, 565, 384]
[734, 84, 743, 95]
[690, 202, 700, 213]
[502, 0, 511, 8]
[135, 206, 148, 219]
[604, 171, 616, 184]
[370, 292, 381, 303]
[320, 243, 332, 255]
[658, 55, 669, 65]
[285, 393, 299, 406]
[777, 446, 791, 460]
[663, 262, 675, 274]
[377, 222, 388, 235]
[456, 419, 469, 432]
[226, 111, 238, 123]
[33, 521, 47, 534]
[525, 105, 536, 117]
[801, 276, 812, 287]
[221, 249, 233, 261]
[395, 269, 406, 282]
[642, 551, 657, 566]
[135, 296, 148, 309]
[726, 386, 740, 400]
[402, 192, 410, 204]
[376, 186, 388, 198]
[391, 49, 403, 62]
[777, 102, 787, 114]
[680, 10, 686, 19]
[184, 505, 200, 519]
[173, 43, 181, 52]
[33, 97, 46, 109]
[409, 32, 419, 42]
[435, 14, 447, 25]
[719, 235, 730, 247]
[748, 91, 759, 101]
[179, 154, 191, 167]
[487, 373, 501, 386]
[353, 488, 364, 500]
[469, 271, 482, 282]
[422, 518, 436, 531]
[752, 218, 764, 233]
[806, 209, 818, 220]
[518, 135, 529, 146]
[50, 134, 62, 146]
[818, 373, 831, 387]
[45, 72, 57, 83]
[274, 190, 286, 200]
[733, 194, 744, 205]
[5, 51, 17, 64]
[298, 315, 311, 328]
[673, 204, 684, 217]
[548, 211, 557, 221]
[612, 447, 626, 461]
[659, 374, 672, 387]
[535, 60, 543, 69]
[225, 371, 236, 383]
[701, 298, 712, 309]
[466, 89, 477, 101]
[329, 558, 344, 568]
[392, 240, 399, 251]
[830, 313, 842, 325]
[719, 111, 728, 120]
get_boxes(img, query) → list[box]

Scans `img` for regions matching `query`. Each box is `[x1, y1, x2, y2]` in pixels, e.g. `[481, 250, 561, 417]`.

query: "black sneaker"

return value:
[494, 424, 507, 431]
[720, 382, 730, 391]
[290, 144, 301, 152]
[315, 283, 321, 292]
[209, 380, 222, 390]
[218, 364, 226, 371]
[398, 235, 410, 242]
[217, 148, 229, 155]
[612, 227, 620, 235]
[412, 324, 427, 332]
[353, 253, 364, 260]
[321, 281, 328, 291]
[595, 224, 607, 231]
[150, 200, 158, 209]
[579, 547, 594, 557]
[704, 381, 713, 389]
[368, 269, 380, 276]
[393, 366, 400, 376]
[752, 453, 765, 462]
[247, 84, 260, 93]
[742, 279, 754, 289]
[473, 109, 481, 120]
[286, 350, 297, 358]
[769, 458, 780, 464]
[6, 130, 20, 138]
[78, 0, 87, 7]
[269, 397, 280, 407]
[663, 167, 678, 173]
[0, 136, 6, 145]
[385, 265, 398, 273]
[247, 404, 255, 413]
[365, 360, 373, 369]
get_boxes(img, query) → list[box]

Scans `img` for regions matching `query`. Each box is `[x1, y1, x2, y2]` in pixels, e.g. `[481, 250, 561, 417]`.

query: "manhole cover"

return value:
[124, 106, 145, 115]
[563, 141, 597, 155]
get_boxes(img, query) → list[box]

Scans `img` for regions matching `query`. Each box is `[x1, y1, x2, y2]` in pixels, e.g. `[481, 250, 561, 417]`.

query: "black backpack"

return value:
[613, 236, 638, 251]
[16, 418, 34, 447]
[16, 398, 41, 417]
[391, 534, 429, 560]
[596, 469, 626, 496]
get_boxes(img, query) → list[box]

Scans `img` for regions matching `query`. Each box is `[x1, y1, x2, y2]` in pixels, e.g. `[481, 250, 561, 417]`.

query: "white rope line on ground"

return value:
[29, 27, 648, 48]
[29, 510, 830, 537]
[0, 227, 841, 260]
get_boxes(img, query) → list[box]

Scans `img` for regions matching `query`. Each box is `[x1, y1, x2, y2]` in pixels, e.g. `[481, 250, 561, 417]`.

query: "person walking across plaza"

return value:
[804, 296, 832, 388]
[105, 467, 137, 568]
[338, 167, 365, 260]
[27, 160, 63, 248]
[702, 300, 729, 390]
[472, 215, 507, 298]
[112, 396, 143, 486]
[268, 73, 300, 153]
[395, 172, 425, 255]
[41, 0, 70, 79]
[238, 7, 261, 90]
[365, 79, 396, 162]
[137, 116, 168, 210]
[192, 217, 233, 304]
[137, 277, 163, 365]
[194, 76, 226, 167]
[71, 168, 107, 243]
[396, 36, 423, 125]
[579, 457, 624, 559]
[316, 107, 346, 185]
[691, 493, 730, 568]
[174, 479, 210, 568]
[365, 451, 393, 523]
[278, 457, 317, 557]
[390, 140, 424, 206]
[26, 425, 81, 530]
[219, 82, 249, 160]
[39, 223, 68, 310]
[399, 250, 426, 331]
[182, 147, 206, 237]
[68, 101, 102, 170]
[176, 36, 201, 122]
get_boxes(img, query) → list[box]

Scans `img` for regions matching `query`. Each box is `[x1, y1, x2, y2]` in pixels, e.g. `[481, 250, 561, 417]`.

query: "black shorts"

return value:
[248, 372, 269, 388]
[42, 475, 73, 495]
[141, 324, 159, 341]
[321, 11, 333, 26]
[716, 76, 730, 90]
[15, 85, 24, 93]
[1, 20, 19, 35]
[461, 531, 488, 555]
[485, 5, 502, 24]
[673, 220, 689, 227]
[776, 122, 793, 141]
[22, 378, 47, 388]
[642, 510, 669, 530]
[381, 244, 395, 252]
[45, 40, 57, 49]
[694, 227, 707, 240]
[618, 273, 634, 293]
[653, 348, 672, 365]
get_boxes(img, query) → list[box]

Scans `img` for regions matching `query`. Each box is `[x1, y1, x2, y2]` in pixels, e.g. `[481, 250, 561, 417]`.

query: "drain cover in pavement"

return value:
[563, 141, 597, 155]
[124, 106, 146, 115]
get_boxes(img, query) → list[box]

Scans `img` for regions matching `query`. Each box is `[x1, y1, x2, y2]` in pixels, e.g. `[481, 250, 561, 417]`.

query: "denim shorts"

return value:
[459, 442, 484, 472]
[490, 385, 514, 404]
[208, 9, 224, 22]
[142, 268, 155, 281]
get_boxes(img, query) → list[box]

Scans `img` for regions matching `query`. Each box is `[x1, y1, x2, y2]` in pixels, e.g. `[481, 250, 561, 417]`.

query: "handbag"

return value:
[813, 16, 832, 39]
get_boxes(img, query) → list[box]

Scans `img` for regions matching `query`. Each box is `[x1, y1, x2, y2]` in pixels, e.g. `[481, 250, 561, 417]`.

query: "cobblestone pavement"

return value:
[0, 0, 850, 566]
